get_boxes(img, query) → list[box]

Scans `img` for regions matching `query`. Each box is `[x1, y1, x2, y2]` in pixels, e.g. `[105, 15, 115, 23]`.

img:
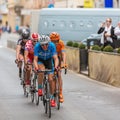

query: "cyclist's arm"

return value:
[62, 51, 66, 66]
[16, 44, 21, 60]
[24, 50, 29, 64]
[61, 41, 67, 66]
[53, 54, 59, 69]
[33, 56, 38, 70]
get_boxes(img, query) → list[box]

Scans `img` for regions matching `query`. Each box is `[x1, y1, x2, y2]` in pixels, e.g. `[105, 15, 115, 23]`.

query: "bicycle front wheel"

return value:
[34, 75, 39, 105]
[56, 77, 60, 110]
[45, 81, 51, 118]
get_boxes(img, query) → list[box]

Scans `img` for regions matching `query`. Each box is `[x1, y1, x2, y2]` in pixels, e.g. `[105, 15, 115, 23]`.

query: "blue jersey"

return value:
[34, 42, 57, 60]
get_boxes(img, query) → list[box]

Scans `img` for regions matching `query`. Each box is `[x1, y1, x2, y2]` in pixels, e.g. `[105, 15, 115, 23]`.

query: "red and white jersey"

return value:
[25, 40, 34, 53]
[25, 40, 34, 63]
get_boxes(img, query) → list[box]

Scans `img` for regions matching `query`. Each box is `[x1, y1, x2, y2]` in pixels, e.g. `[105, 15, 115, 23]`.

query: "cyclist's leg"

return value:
[58, 57, 64, 103]
[37, 62, 45, 96]
[18, 54, 24, 78]
[58, 70, 64, 103]
[24, 64, 32, 85]
[46, 59, 56, 107]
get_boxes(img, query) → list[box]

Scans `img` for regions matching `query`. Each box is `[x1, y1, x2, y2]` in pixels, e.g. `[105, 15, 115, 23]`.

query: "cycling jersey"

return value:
[34, 42, 57, 60]
[25, 40, 34, 63]
[56, 40, 65, 55]
[17, 38, 30, 55]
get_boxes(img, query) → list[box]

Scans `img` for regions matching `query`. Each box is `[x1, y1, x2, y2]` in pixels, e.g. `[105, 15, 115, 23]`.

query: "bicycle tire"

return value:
[54, 75, 60, 110]
[23, 85, 28, 97]
[33, 75, 39, 105]
[45, 81, 51, 118]
[55, 80, 60, 110]
[31, 93, 34, 102]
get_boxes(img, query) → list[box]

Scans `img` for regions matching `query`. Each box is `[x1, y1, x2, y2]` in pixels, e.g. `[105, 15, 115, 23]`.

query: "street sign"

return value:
[84, 0, 94, 8]
[104, 0, 113, 8]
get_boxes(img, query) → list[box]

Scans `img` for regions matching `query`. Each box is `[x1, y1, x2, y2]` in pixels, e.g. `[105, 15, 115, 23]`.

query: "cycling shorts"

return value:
[38, 58, 54, 74]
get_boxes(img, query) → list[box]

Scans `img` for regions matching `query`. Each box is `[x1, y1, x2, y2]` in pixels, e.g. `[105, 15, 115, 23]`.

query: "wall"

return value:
[66, 46, 80, 73]
[89, 50, 120, 87]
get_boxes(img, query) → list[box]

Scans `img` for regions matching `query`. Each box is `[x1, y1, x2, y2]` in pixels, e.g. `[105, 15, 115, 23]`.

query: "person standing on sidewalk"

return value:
[0, 20, 3, 38]
[114, 21, 120, 39]
[97, 18, 117, 48]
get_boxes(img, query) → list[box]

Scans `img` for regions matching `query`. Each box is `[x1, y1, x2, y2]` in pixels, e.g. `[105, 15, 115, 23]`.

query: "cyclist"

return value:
[24, 33, 39, 86]
[15, 28, 30, 78]
[50, 32, 67, 103]
[34, 35, 59, 107]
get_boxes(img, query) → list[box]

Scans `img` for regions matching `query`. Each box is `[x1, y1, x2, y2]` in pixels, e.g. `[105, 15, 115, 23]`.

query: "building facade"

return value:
[0, 0, 119, 32]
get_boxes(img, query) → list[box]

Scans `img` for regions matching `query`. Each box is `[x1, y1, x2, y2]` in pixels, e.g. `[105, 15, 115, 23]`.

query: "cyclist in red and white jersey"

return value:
[24, 33, 39, 85]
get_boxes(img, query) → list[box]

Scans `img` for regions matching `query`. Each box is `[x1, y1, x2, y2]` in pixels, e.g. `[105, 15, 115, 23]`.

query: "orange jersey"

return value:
[56, 40, 65, 54]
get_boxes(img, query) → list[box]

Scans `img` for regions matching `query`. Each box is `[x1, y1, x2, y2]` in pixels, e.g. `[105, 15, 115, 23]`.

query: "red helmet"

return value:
[31, 33, 40, 39]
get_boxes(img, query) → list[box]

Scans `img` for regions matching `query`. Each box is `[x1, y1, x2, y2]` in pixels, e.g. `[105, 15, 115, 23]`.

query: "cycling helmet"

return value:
[31, 33, 40, 39]
[39, 35, 50, 45]
[49, 32, 60, 41]
[21, 28, 30, 39]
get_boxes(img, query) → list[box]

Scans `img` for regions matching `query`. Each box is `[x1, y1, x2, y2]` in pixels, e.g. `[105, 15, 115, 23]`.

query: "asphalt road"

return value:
[1, 35, 120, 120]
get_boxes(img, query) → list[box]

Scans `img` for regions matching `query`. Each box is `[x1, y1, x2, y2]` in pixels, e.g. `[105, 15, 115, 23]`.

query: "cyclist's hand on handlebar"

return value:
[34, 67, 39, 73]
[15, 59, 18, 64]
[61, 63, 68, 69]
[54, 66, 59, 72]
[64, 64, 68, 68]
[61, 64, 68, 74]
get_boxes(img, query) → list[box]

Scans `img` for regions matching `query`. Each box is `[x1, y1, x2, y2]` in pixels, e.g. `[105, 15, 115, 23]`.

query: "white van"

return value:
[30, 8, 120, 42]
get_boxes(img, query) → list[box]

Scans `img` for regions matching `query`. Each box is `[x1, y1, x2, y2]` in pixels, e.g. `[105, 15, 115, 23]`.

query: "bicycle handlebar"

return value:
[54, 66, 67, 75]
[33, 69, 52, 74]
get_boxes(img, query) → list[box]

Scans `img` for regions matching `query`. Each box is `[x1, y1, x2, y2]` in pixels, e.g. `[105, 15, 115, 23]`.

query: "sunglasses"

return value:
[33, 41, 37, 43]
[52, 40, 59, 43]
[41, 43, 48, 46]
[106, 20, 111, 22]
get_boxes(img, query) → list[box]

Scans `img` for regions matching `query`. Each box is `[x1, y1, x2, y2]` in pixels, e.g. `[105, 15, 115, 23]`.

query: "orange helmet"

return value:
[49, 32, 60, 41]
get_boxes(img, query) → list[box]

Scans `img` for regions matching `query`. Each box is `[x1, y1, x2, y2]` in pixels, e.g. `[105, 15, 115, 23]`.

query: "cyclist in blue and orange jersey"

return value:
[24, 33, 39, 86]
[50, 32, 67, 103]
[15, 28, 30, 78]
[34, 35, 59, 107]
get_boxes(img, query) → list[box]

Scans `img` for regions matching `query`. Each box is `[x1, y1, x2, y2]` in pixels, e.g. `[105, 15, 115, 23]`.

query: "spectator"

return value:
[0, 20, 3, 37]
[114, 21, 120, 39]
[97, 18, 117, 48]
[26, 24, 30, 33]
[4, 21, 11, 33]
[15, 24, 19, 33]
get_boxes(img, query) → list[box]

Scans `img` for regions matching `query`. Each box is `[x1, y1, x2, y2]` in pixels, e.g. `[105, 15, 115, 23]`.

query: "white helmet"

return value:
[39, 35, 50, 45]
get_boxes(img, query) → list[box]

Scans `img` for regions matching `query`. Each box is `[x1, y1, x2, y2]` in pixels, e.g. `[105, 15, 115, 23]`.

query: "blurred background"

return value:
[0, 0, 119, 33]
